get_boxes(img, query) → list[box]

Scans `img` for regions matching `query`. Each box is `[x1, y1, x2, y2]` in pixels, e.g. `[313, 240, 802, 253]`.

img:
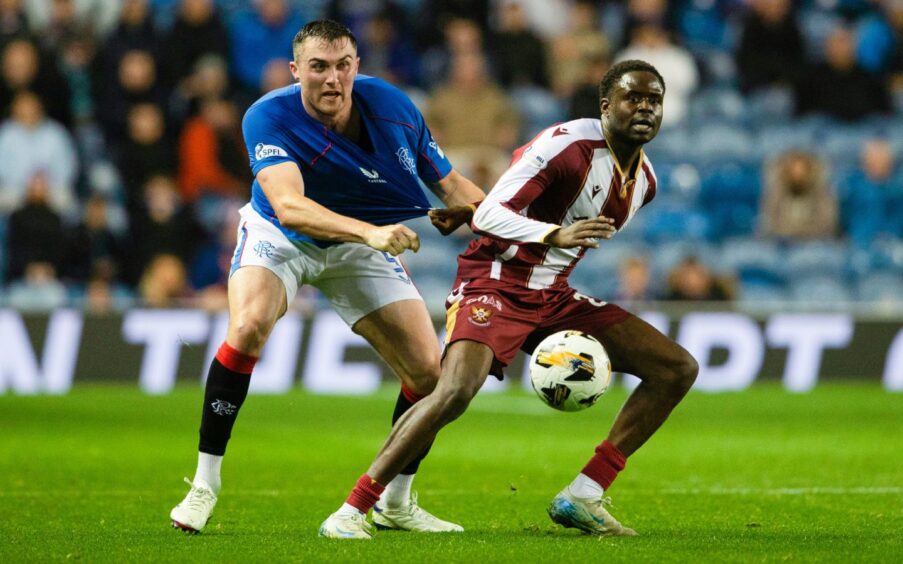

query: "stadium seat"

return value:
[785, 241, 850, 281]
[744, 87, 795, 128]
[582, 240, 648, 271]
[818, 124, 874, 164]
[656, 162, 702, 204]
[868, 238, 903, 273]
[696, 49, 738, 87]
[700, 163, 761, 203]
[857, 272, 903, 303]
[688, 122, 756, 164]
[641, 205, 712, 243]
[571, 240, 649, 297]
[753, 122, 818, 160]
[648, 239, 718, 279]
[738, 279, 790, 304]
[717, 237, 782, 271]
[699, 164, 761, 239]
[647, 127, 692, 162]
[510, 86, 566, 143]
[568, 261, 619, 298]
[738, 265, 787, 291]
[789, 274, 853, 304]
[688, 88, 745, 125]
[677, 4, 731, 51]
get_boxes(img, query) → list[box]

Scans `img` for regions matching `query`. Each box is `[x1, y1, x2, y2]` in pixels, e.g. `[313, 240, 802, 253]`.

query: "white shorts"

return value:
[230, 204, 423, 326]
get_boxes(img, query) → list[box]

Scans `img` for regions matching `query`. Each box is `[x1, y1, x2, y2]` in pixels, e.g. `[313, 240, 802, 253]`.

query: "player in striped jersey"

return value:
[325, 60, 700, 538]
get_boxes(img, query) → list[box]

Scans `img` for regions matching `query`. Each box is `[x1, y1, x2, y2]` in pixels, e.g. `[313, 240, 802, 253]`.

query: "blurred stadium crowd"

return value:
[0, 0, 902, 313]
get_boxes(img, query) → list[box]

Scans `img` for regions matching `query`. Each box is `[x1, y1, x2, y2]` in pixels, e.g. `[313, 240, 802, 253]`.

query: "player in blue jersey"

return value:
[169, 20, 485, 537]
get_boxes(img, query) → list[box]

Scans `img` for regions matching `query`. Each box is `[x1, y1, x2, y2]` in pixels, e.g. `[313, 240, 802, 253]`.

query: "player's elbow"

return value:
[271, 197, 306, 230]
[471, 201, 493, 232]
[270, 200, 293, 226]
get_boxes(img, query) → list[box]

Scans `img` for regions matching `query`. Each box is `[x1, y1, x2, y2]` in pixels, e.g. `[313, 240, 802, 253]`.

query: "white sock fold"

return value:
[379, 473, 415, 508]
[568, 473, 604, 499]
[337, 502, 363, 516]
[194, 452, 223, 494]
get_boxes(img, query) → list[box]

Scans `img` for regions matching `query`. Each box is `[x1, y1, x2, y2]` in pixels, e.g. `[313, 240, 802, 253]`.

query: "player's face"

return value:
[291, 37, 359, 119]
[600, 71, 664, 144]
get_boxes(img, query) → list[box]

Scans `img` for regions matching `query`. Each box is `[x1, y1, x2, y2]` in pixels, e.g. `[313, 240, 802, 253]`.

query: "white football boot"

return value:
[170, 478, 218, 534]
[372, 492, 463, 532]
[547, 487, 638, 536]
[318, 510, 374, 539]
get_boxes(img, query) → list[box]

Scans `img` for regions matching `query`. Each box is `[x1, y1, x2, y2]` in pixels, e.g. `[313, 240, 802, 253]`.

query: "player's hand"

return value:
[363, 224, 420, 256]
[428, 205, 474, 236]
[545, 217, 616, 249]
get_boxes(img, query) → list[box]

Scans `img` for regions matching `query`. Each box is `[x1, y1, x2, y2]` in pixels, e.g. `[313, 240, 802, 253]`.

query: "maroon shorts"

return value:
[444, 277, 631, 378]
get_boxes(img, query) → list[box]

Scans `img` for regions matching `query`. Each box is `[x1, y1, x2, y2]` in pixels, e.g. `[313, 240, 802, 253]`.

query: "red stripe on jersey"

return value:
[418, 151, 442, 179]
[310, 125, 332, 167]
[600, 170, 636, 230]
[368, 115, 416, 130]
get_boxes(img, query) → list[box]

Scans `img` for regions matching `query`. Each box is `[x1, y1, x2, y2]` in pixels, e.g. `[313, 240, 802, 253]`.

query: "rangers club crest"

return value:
[396, 146, 416, 175]
[254, 240, 275, 258]
[210, 399, 237, 416]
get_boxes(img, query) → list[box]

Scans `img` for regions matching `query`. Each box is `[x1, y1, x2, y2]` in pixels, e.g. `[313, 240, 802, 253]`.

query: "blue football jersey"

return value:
[242, 75, 453, 246]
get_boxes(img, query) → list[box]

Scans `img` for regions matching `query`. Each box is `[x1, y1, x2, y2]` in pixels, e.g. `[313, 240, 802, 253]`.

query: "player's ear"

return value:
[289, 60, 300, 81]
[600, 98, 610, 117]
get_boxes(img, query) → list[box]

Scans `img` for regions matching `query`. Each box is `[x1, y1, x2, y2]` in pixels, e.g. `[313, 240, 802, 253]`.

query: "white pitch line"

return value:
[659, 487, 903, 495]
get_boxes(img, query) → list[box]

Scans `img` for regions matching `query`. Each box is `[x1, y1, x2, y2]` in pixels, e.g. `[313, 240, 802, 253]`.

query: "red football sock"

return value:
[215, 342, 258, 374]
[580, 440, 627, 490]
[346, 474, 386, 513]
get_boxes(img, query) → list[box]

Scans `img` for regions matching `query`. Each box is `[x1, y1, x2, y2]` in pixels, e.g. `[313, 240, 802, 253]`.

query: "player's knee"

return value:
[436, 385, 476, 424]
[669, 350, 699, 394]
[229, 315, 273, 354]
[400, 353, 441, 396]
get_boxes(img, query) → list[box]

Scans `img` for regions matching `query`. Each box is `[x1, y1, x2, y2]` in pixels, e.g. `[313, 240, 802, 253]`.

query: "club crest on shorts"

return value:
[469, 305, 493, 326]
[254, 240, 275, 258]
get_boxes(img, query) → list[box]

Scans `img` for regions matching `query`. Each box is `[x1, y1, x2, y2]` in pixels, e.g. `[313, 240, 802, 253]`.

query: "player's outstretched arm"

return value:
[544, 218, 617, 249]
[258, 162, 419, 256]
[426, 169, 486, 235]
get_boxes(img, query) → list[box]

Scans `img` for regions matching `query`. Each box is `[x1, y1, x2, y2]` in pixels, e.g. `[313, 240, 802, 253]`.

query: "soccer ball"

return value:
[529, 330, 612, 412]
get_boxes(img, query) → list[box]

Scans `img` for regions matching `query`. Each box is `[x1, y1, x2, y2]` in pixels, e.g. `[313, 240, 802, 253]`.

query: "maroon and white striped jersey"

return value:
[460, 118, 658, 289]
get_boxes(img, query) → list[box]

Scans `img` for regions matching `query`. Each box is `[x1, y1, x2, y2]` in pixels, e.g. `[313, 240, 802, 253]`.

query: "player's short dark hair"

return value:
[292, 19, 357, 59]
[598, 60, 666, 100]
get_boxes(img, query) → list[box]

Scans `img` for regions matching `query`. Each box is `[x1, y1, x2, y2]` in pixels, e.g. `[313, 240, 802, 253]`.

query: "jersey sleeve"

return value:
[242, 103, 296, 176]
[413, 106, 452, 183]
[471, 134, 565, 244]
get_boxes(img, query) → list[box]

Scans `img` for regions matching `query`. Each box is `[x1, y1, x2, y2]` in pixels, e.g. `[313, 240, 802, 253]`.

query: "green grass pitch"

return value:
[2, 383, 901, 562]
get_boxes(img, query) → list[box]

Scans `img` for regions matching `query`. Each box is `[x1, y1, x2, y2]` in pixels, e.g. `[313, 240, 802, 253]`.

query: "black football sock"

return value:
[392, 385, 433, 475]
[198, 343, 256, 456]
